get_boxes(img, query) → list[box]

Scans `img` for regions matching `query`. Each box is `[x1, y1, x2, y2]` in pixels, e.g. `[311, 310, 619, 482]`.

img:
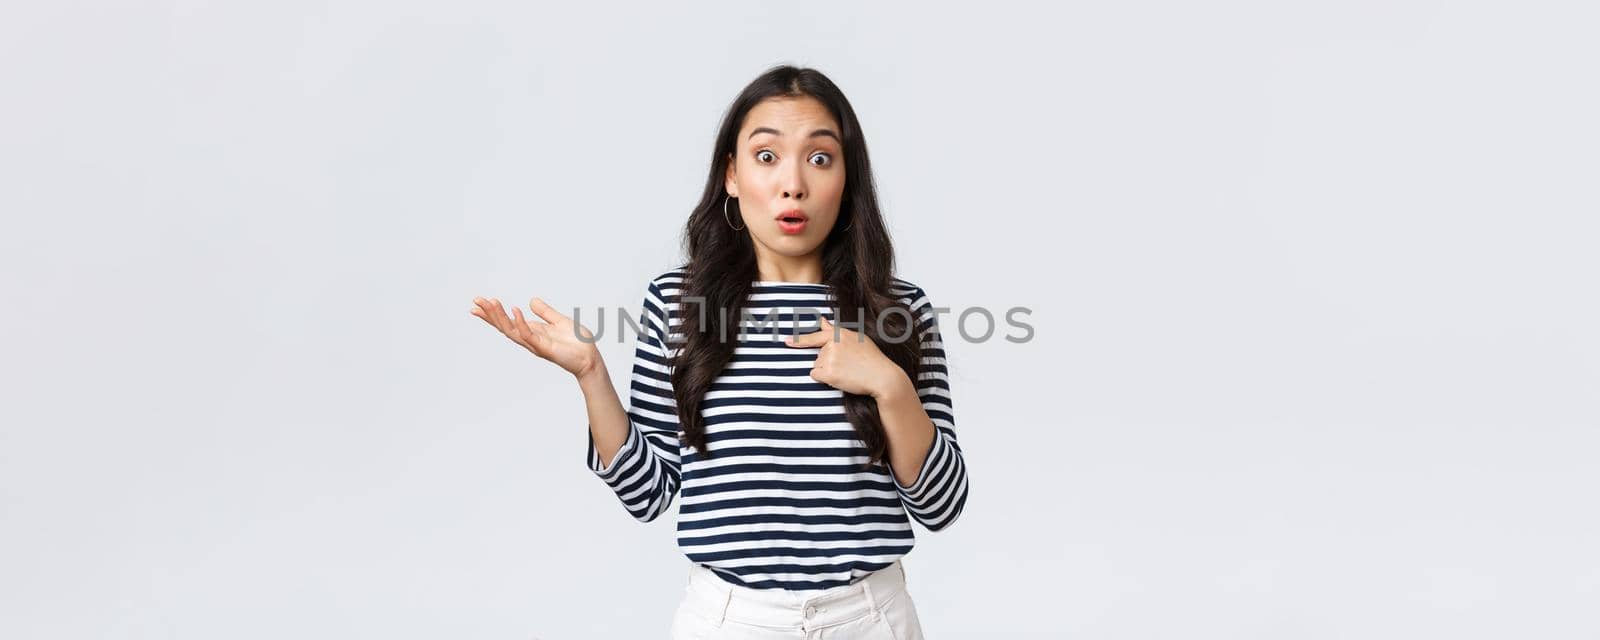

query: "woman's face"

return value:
[725, 95, 847, 259]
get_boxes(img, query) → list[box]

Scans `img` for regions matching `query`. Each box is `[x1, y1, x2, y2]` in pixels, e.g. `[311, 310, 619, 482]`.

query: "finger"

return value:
[815, 312, 842, 338]
[815, 313, 861, 342]
[472, 297, 503, 331]
[511, 307, 540, 351]
[510, 306, 528, 331]
[523, 307, 557, 353]
[786, 326, 830, 348]
[488, 298, 516, 335]
[788, 312, 838, 347]
[818, 313, 850, 338]
[529, 297, 565, 324]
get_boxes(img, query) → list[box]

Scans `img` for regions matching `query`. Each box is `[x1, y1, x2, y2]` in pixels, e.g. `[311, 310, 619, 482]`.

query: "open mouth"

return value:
[775, 209, 808, 234]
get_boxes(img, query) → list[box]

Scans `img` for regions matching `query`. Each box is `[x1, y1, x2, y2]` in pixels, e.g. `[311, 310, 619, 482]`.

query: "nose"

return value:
[780, 158, 806, 200]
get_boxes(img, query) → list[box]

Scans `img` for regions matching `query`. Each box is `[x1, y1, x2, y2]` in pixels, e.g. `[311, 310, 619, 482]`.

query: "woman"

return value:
[471, 65, 968, 639]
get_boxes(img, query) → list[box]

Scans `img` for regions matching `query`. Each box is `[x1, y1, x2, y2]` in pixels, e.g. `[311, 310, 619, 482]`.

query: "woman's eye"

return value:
[756, 150, 775, 163]
[810, 152, 832, 167]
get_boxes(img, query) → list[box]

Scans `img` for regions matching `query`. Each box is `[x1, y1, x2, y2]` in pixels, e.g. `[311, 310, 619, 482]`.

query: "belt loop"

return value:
[899, 558, 907, 585]
[863, 577, 881, 622]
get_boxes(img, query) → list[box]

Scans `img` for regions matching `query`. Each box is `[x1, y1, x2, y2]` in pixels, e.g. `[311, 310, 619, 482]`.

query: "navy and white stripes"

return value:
[584, 269, 969, 591]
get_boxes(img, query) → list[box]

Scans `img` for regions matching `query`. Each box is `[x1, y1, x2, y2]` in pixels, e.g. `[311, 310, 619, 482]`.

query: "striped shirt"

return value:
[585, 268, 969, 591]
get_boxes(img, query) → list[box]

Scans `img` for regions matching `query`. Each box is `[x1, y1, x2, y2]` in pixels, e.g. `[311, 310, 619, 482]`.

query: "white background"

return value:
[2, 1, 1596, 638]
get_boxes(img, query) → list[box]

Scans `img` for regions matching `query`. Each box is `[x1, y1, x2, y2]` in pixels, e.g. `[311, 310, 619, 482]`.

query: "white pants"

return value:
[669, 560, 926, 639]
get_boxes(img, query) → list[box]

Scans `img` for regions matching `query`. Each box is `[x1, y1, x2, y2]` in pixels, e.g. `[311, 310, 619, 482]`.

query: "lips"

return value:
[775, 209, 809, 223]
[775, 208, 808, 235]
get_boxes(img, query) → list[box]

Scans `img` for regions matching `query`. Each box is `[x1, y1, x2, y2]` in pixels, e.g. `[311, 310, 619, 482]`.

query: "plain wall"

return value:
[1, 1, 1596, 637]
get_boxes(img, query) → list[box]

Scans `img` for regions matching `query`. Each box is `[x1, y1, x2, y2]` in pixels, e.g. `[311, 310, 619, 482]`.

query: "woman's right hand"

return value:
[470, 296, 602, 379]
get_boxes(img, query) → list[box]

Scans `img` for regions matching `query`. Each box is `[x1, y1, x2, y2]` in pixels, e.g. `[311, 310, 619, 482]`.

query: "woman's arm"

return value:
[581, 280, 683, 523]
[470, 280, 683, 523]
[873, 379, 936, 493]
[877, 288, 969, 532]
[578, 360, 630, 471]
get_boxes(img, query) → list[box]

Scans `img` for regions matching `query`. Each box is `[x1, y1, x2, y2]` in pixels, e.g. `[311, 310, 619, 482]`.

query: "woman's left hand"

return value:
[785, 314, 912, 399]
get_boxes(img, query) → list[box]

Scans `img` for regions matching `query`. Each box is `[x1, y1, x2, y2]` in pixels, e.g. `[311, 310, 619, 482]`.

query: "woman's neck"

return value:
[754, 253, 824, 284]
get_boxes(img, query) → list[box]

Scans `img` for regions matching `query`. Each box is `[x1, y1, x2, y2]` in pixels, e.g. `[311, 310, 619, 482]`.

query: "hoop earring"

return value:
[723, 196, 745, 231]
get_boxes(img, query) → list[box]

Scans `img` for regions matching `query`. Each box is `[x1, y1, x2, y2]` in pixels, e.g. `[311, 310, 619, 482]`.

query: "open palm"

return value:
[470, 296, 600, 379]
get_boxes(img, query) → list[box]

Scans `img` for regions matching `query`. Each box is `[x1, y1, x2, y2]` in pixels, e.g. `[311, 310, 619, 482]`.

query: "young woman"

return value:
[471, 65, 969, 639]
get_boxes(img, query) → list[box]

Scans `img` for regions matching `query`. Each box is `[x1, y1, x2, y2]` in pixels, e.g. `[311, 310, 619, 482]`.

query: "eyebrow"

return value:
[747, 127, 841, 143]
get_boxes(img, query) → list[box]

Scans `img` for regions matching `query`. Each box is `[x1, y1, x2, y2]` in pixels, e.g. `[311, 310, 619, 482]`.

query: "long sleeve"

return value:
[890, 287, 970, 531]
[584, 279, 682, 522]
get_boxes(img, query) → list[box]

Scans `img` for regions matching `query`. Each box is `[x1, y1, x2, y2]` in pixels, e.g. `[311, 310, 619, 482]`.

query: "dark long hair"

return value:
[669, 65, 921, 470]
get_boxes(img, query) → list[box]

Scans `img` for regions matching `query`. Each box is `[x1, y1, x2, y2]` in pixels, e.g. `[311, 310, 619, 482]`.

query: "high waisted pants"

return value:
[669, 560, 925, 639]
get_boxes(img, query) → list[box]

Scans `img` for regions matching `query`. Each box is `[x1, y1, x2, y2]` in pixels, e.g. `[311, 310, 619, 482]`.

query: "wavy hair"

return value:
[670, 65, 921, 471]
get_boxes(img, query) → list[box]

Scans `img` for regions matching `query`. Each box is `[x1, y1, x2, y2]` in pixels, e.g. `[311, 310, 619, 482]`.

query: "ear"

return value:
[724, 153, 738, 197]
